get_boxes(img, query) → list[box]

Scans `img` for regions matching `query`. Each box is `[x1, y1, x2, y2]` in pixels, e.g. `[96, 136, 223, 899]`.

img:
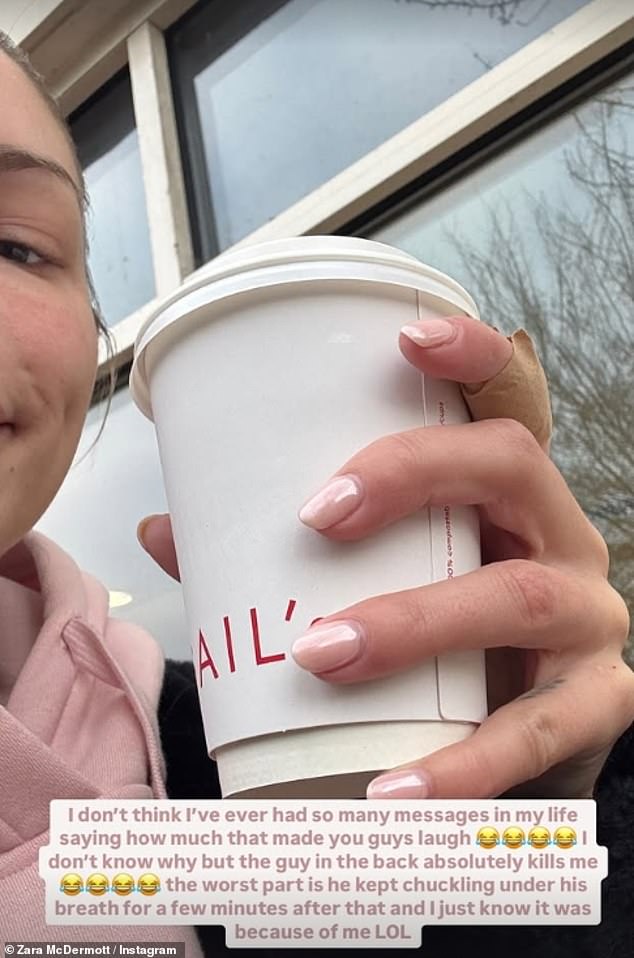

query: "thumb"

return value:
[137, 513, 181, 581]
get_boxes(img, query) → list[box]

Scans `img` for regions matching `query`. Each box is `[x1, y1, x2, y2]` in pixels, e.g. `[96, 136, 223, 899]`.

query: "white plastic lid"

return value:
[130, 236, 479, 419]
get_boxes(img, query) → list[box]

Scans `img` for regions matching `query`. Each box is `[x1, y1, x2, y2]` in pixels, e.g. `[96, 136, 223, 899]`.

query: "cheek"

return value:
[9, 282, 98, 419]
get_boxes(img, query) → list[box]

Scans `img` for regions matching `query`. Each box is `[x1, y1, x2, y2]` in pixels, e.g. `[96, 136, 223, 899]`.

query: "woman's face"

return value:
[0, 50, 97, 558]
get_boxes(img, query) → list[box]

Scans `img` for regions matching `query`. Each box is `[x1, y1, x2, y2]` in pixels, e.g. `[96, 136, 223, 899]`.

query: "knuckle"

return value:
[397, 589, 433, 650]
[427, 735, 501, 799]
[583, 580, 631, 652]
[571, 515, 611, 576]
[519, 707, 560, 779]
[605, 586, 631, 648]
[487, 418, 542, 461]
[585, 658, 634, 739]
[609, 661, 634, 722]
[497, 559, 560, 631]
[448, 742, 499, 799]
[379, 430, 424, 475]
[588, 523, 611, 574]
[344, 429, 426, 522]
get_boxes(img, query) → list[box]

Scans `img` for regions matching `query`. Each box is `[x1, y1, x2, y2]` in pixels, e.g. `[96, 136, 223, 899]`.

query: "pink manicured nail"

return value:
[298, 474, 363, 530]
[291, 621, 364, 672]
[366, 768, 431, 799]
[401, 319, 457, 347]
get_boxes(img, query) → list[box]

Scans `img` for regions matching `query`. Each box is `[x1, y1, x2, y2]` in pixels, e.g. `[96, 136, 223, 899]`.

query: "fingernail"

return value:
[291, 621, 364, 672]
[367, 768, 431, 799]
[400, 319, 457, 347]
[136, 515, 159, 550]
[298, 474, 363, 530]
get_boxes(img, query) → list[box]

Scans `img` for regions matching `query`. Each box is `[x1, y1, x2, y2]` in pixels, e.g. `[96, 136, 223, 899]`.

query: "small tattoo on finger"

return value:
[517, 677, 566, 701]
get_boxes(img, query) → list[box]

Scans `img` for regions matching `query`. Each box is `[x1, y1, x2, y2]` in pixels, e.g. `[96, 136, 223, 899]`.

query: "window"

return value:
[30, 1, 630, 661]
[368, 65, 634, 651]
[168, 0, 588, 262]
[70, 70, 155, 325]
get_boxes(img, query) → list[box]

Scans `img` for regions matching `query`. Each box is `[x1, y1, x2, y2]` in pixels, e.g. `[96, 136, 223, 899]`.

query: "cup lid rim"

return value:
[144, 236, 475, 330]
[130, 236, 479, 418]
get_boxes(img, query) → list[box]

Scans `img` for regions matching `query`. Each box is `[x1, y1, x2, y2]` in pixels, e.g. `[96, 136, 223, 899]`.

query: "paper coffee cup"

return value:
[130, 237, 487, 798]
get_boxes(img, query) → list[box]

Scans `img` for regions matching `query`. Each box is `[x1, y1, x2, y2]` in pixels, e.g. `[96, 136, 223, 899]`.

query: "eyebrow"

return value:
[0, 145, 86, 211]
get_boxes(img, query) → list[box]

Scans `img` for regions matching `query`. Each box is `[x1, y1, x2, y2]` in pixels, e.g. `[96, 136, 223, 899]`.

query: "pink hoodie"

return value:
[0, 531, 203, 952]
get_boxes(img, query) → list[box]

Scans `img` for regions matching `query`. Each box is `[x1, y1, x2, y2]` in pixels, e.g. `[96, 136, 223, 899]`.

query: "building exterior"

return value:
[3, 0, 632, 659]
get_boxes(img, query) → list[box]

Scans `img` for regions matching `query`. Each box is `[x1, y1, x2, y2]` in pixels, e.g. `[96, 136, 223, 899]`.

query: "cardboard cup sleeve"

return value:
[460, 329, 553, 450]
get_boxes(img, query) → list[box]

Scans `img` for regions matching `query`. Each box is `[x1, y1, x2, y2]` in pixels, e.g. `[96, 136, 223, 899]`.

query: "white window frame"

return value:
[9, 0, 634, 376]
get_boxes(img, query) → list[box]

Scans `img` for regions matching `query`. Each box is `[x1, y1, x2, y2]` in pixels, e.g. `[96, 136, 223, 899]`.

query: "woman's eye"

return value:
[0, 240, 45, 266]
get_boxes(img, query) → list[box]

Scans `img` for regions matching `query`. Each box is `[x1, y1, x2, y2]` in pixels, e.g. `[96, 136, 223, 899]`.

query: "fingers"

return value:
[462, 330, 553, 452]
[365, 658, 634, 799]
[137, 513, 180, 581]
[399, 315, 512, 383]
[290, 562, 627, 682]
[400, 319, 552, 450]
[297, 418, 600, 569]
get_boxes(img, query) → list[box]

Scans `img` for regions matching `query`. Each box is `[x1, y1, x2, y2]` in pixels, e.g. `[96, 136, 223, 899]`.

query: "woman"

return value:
[0, 29, 632, 956]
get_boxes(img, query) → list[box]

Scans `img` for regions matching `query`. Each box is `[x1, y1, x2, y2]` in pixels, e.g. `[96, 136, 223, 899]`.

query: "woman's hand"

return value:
[137, 316, 634, 800]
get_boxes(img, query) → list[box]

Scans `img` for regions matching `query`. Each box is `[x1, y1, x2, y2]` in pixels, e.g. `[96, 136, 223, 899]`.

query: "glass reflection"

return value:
[71, 71, 155, 326]
[170, 0, 588, 258]
[370, 72, 634, 660]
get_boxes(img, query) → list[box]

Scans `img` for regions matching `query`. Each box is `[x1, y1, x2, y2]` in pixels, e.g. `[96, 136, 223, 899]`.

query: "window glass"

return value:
[369, 70, 634, 660]
[169, 0, 588, 260]
[71, 71, 155, 326]
[37, 387, 189, 660]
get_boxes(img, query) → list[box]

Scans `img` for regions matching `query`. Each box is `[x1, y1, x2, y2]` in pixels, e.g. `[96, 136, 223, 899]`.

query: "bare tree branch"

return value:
[396, 0, 527, 27]
[442, 80, 634, 663]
